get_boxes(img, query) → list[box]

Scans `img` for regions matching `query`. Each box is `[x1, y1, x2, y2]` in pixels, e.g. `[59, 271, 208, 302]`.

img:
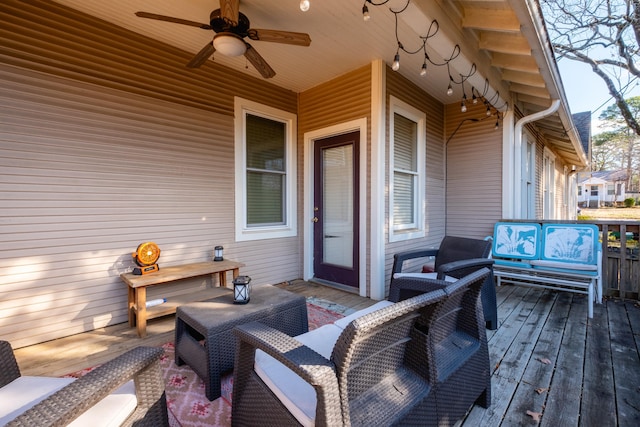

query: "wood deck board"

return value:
[10, 282, 640, 426]
[540, 292, 588, 426]
[607, 300, 640, 425]
[501, 291, 565, 426]
[581, 300, 617, 427]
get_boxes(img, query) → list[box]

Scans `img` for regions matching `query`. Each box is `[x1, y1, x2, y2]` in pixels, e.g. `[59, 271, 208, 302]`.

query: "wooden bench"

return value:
[491, 222, 602, 318]
[120, 260, 244, 337]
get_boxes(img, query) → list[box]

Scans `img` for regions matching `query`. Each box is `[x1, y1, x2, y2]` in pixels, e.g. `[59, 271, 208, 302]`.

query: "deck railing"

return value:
[597, 221, 639, 299]
[501, 220, 640, 300]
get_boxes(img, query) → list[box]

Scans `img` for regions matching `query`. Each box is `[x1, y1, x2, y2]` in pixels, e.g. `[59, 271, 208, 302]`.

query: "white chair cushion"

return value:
[0, 376, 136, 426]
[333, 300, 394, 329]
[0, 376, 74, 424]
[254, 324, 344, 427]
[68, 380, 136, 427]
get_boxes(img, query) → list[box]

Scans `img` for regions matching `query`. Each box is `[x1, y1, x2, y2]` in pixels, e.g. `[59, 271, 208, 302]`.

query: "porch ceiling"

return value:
[49, 0, 586, 167]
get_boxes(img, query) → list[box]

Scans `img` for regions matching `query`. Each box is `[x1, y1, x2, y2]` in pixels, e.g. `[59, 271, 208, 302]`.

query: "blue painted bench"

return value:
[491, 222, 602, 318]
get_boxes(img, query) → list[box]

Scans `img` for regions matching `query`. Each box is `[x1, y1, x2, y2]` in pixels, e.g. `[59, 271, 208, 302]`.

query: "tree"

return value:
[592, 97, 640, 190]
[591, 131, 624, 171]
[541, 0, 640, 136]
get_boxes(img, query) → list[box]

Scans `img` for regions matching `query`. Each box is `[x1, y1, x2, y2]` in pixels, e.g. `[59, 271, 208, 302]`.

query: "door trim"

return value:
[303, 119, 367, 297]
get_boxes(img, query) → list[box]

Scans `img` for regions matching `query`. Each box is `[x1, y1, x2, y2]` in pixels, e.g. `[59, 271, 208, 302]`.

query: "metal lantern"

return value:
[233, 275, 251, 304]
[214, 246, 224, 262]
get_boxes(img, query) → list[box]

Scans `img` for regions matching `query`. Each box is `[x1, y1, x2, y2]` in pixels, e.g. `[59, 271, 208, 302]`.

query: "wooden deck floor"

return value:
[12, 281, 640, 426]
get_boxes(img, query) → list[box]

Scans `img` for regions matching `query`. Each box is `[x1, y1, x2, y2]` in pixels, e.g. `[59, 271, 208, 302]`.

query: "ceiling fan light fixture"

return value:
[213, 33, 246, 57]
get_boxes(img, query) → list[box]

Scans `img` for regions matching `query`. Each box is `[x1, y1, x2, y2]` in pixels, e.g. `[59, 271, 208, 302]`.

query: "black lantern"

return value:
[233, 275, 251, 304]
[214, 246, 224, 261]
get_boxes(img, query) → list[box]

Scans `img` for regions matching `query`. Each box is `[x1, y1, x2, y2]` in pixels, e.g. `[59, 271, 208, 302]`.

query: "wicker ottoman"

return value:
[174, 285, 308, 400]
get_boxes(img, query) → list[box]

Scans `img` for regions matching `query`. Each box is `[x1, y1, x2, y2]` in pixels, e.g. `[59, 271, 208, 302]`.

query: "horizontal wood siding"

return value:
[0, 0, 301, 348]
[385, 69, 446, 287]
[444, 102, 503, 238]
[0, 0, 297, 115]
[298, 65, 372, 289]
[299, 66, 371, 132]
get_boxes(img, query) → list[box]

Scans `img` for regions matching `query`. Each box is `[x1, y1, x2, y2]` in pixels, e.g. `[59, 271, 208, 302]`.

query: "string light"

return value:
[363, 4, 370, 21]
[361, 0, 391, 21]
[299, 0, 310, 12]
[362, 0, 507, 116]
[392, 52, 400, 71]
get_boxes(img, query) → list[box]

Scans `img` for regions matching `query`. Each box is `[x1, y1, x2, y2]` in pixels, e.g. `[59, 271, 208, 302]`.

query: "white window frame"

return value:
[388, 96, 426, 242]
[234, 97, 297, 241]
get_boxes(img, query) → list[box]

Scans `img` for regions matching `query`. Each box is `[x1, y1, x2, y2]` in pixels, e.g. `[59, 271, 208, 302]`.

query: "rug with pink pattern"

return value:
[66, 301, 344, 427]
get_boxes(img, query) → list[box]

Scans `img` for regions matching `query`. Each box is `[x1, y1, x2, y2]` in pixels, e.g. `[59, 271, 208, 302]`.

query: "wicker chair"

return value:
[390, 235, 498, 330]
[0, 342, 168, 427]
[412, 269, 493, 424]
[231, 268, 491, 426]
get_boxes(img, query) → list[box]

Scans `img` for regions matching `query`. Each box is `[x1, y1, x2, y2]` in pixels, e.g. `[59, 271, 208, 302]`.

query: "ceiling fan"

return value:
[135, 0, 311, 79]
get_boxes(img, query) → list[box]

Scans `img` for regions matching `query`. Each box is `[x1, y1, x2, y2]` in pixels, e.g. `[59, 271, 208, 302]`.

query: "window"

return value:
[389, 97, 425, 242]
[521, 136, 535, 218]
[590, 185, 598, 196]
[235, 98, 297, 241]
[607, 184, 615, 195]
[578, 186, 582, 196]
[543, 148, 556, 219]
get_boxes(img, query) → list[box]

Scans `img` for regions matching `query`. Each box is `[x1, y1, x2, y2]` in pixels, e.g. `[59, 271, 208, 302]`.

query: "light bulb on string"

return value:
[461, 100, 467, 113]
[420, 62, 427, 76]
[392, 53, 400, 71]
[300, 0, 310, 12]
[363, 4, 370, 21]
[486, 105, 492, 116]
[446, 83, 453, 96]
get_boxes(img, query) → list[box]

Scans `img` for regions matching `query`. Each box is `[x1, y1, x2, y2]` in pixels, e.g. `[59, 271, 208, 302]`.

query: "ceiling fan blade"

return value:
[244, 44, 276, 79]
[248, 29, 311, 46]
[135, 11, 212, 30]
[219, 0, 240, 25]
[187, 42, 215, 68]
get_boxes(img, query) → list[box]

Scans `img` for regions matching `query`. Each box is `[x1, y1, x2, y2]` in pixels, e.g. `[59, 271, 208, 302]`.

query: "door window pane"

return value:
[322, 145, 353, 268]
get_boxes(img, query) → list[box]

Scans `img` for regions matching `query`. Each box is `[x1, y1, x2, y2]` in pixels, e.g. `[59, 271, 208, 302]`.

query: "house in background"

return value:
[1, 0, 589, 348]
[578, 170, 628, 207]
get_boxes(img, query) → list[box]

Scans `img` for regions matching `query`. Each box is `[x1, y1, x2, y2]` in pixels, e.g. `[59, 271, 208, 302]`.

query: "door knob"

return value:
[312, 217, 319, 222]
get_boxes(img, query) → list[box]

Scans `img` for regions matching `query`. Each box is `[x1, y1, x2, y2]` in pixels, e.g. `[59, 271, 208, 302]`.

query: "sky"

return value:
[558, 57, 640, 134]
